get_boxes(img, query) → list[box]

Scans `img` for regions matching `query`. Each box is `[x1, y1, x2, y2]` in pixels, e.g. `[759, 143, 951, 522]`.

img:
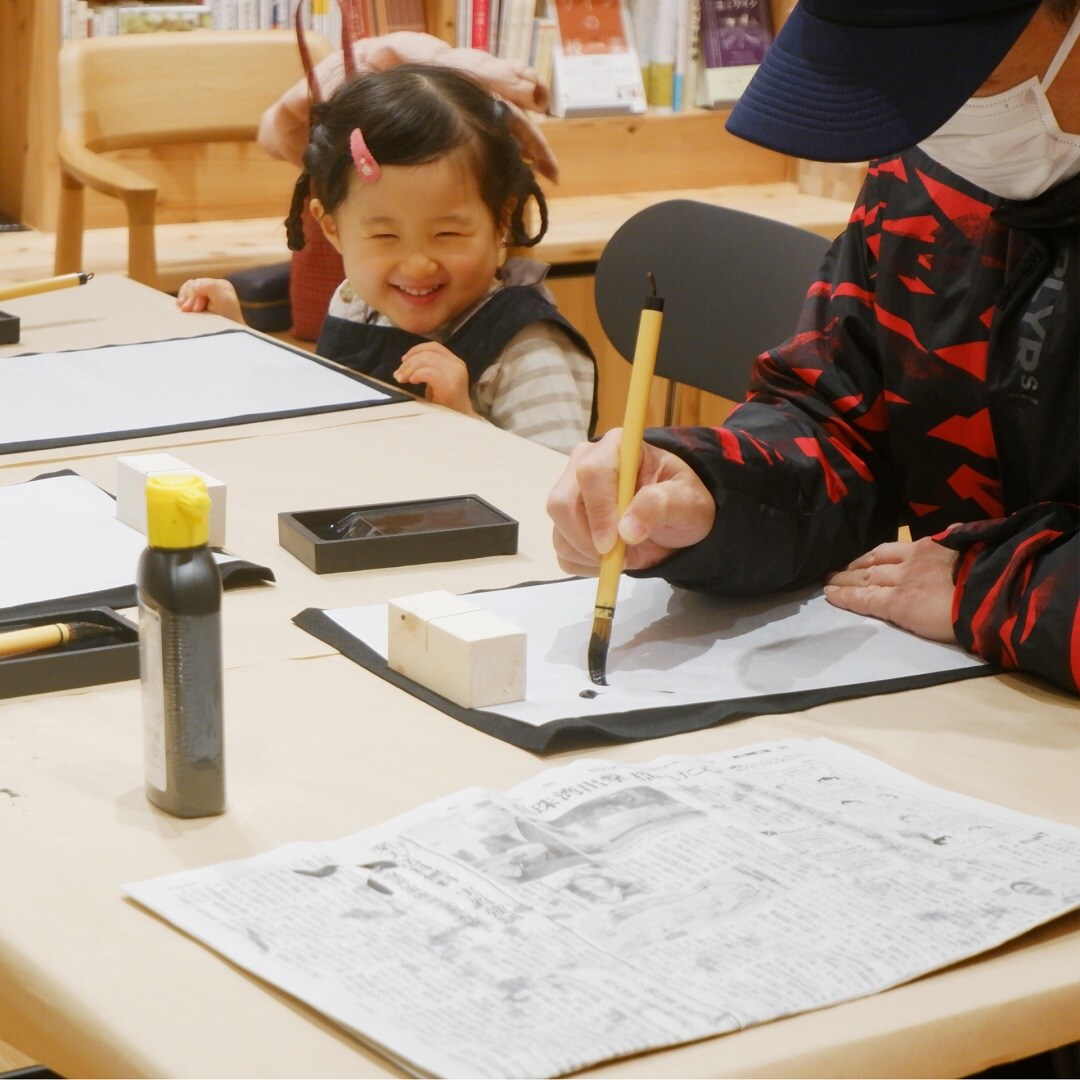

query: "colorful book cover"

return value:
[697, 0, 771, 106]
[471, 0, 490, 50]
[548, 0, 647, 116]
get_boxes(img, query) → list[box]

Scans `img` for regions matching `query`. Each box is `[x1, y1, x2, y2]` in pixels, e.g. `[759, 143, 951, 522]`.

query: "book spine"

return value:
[681, 0, 700, 107]
[456, 0, 472, 46]
[115, 4, 213, 33]
[530, 15, 556, 94]
[74, 0, 91, 38]
[470, 0, 489, 51]
[645, 0, 677, 109]
[383, 0, 427, 33]
[511, 0, 536, 63]
[672, 0, 690, 111]
[496, 0, 535, 63]
[629, 0, 651, 89]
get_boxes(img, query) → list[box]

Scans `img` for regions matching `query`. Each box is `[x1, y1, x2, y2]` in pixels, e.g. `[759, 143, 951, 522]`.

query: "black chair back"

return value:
[594, 199, 833, 404]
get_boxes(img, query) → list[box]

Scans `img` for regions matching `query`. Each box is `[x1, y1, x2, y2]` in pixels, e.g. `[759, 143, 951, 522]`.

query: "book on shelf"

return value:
[62, 0, 318, 38]
[368, 0, 426, 34]
[116, 4, 213, 32]
[671, 0, 696, 110]
[546, 0, 647, 117]
[455, 0, 471, 45]
[695, 0, 771, 107]
[628, 0, 650, 95]
[643, 0, 678, 109]
[470, 0, 492, 49]
[336, 0, 370, 38]
[74, 0, 426, 43]
[495, 0, 537, 64]
[617, 0, 695, 112]
[530, 14, 556, 90]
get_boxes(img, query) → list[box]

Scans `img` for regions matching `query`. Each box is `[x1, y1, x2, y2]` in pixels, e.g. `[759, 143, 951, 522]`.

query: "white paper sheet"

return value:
[0, 472, 253, 612]
[325, 577, 988, 727]
[0, 330, 391, 448]
[125, 738, 1080, 1078]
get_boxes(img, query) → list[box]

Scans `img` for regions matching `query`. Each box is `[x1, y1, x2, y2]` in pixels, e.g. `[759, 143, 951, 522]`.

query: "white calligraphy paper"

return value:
[0, 472, 254, 612]
[324, 576, 988, 728]
[0, 329, 391, 450]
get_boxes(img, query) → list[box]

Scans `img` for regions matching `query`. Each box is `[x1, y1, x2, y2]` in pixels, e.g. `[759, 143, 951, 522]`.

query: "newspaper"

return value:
[125, 739, 1080, 1078]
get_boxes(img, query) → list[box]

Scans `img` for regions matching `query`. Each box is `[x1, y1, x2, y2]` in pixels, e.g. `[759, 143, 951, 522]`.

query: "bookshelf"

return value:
[0, 0, 796, 230]
[0, 0, 844, 432]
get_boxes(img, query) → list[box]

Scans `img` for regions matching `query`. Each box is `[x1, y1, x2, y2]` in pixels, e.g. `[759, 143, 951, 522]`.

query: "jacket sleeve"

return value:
[937, 508, 1079, 693]
[640, 175, 906, 596]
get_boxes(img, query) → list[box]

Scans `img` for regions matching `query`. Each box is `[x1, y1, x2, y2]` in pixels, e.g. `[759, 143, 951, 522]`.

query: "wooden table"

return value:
[1, 276, 1077, 1079]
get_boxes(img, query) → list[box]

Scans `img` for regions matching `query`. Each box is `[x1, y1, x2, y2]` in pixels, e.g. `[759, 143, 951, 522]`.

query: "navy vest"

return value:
[316, 285, 599, 436]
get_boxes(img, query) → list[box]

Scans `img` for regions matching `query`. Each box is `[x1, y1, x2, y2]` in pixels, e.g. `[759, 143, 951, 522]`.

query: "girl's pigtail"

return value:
[509, 177, 548, 248]
[491, 98, 549, 248]
[286, 172, 312, 251]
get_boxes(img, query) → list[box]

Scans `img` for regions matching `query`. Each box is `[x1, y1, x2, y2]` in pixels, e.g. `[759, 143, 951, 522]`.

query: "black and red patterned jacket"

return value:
[643, 146, 1079, 693]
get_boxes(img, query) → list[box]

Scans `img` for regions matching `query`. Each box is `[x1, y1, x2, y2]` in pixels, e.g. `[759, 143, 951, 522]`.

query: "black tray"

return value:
[0, 606, 139, 700]
[278, 495, 519, 574]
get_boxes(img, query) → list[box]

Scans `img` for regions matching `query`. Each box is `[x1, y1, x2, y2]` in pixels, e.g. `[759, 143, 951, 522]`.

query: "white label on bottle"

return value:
[140, 602, 167, 792]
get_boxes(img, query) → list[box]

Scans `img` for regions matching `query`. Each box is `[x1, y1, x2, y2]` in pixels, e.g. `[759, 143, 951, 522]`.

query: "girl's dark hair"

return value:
[286, 64, 549, 251]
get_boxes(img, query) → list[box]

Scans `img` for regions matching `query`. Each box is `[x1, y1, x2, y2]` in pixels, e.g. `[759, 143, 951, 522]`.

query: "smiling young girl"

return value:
[179, 65, 596, 453]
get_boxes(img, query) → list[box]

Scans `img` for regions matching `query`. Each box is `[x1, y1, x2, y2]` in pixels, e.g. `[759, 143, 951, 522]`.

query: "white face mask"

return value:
[918, 11, 1080, 201]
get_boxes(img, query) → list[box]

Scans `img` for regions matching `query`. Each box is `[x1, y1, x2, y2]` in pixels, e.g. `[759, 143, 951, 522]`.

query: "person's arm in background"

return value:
[549, 176, 901, 588]
[175, 277, 244, 323]
[548, 159, 1079, 693]
[820, 166, 1080, 694]
[257, 31, 558, 180]
[636, 172, 904, 597]
[633, 197, 1079, 692]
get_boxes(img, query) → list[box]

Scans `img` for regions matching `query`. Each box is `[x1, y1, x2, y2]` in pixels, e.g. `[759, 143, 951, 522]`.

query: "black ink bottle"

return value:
[138, 473, 225, 818]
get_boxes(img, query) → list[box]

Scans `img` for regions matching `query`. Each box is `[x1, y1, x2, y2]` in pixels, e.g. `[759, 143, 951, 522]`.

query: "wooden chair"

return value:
[54, 30, 333, 292]
[594, 199, 832, 424]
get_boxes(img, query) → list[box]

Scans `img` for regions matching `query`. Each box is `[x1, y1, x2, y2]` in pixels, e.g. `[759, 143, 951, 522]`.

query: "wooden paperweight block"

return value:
[387, 590, 526, 709]
[116, 452, 226, 546]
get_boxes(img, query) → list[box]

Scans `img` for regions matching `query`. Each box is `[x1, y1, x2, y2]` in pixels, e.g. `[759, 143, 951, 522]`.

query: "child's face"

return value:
[317, 148, 504, 337]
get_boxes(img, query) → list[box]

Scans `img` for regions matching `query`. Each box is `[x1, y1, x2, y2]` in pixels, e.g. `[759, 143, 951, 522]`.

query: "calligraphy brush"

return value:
[0, 618, 120, 660]
[588, 273, 665, 685]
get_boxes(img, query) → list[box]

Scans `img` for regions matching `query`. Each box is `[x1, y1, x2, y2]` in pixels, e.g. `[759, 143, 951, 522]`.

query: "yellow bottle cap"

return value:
[145, 473, 211, 549]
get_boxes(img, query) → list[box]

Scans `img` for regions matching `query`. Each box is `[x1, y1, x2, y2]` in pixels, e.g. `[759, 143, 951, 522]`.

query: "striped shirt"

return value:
[328, 257, 594, 454]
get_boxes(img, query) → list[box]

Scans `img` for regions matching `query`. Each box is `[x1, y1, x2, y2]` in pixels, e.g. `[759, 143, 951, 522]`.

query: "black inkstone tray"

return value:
[0, 606, 139, 700]
[278, 495, 519, 574]
[0, 309, 19, 345]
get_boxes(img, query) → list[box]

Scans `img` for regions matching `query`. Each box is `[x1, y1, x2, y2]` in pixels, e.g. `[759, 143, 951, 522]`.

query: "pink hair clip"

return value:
[350, 128, 380, 182]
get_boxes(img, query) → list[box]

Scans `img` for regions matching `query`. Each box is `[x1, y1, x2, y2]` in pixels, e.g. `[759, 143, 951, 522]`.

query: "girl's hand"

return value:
[176, 278, 244, 324]
[546, 429, 717, 576]
[396, 342, 477, 417]
[824, 536, 959, 643]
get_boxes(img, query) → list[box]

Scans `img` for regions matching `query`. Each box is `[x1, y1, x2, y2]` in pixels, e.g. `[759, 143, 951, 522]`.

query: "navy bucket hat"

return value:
[725, 0, 1042, 162]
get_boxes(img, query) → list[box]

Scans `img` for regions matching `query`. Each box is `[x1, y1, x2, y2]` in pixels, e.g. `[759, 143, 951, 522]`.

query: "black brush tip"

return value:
[587, 617, 612, 686]
[67, 619, 123, 644]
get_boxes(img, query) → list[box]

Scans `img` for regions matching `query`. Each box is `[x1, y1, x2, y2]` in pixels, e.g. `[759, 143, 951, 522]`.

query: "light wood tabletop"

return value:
[0, 276, 1076, 1079]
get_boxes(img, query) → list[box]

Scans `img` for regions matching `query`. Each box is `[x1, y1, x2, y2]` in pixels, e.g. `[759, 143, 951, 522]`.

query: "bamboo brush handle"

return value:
[0, 622, 70, 659]
[594, 302, 665, 610]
